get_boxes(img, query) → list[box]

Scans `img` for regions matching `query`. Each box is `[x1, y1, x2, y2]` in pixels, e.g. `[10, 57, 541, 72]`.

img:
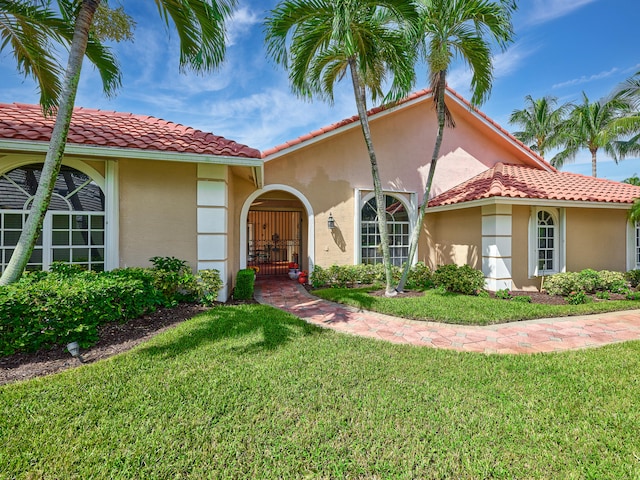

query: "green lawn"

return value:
[313, 287, 640, 325]
[2, 305, 639, 479]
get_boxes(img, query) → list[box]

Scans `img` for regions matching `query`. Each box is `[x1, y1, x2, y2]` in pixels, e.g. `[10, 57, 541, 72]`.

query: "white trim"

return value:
[356, 190, 414, 266]
[240, 184, 315, 272]
[104, 160, 119, 270]
[427, 195, 633, 213]
[626, 220, 640, 271]
[528, 207, 566, 278]
[481, 204, 513, 291]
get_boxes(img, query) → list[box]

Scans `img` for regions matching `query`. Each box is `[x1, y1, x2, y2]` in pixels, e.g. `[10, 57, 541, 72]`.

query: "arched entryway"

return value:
[241, 186, 314, 276]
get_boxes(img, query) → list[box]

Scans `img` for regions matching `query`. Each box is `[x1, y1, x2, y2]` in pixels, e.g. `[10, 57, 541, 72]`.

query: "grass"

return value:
[2, 304, 640, 478]
[313, 287, 640, 325]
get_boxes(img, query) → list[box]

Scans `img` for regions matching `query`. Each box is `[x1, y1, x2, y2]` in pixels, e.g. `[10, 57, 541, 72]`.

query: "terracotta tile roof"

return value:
[429, 163, 640, 207]
[262, 87, 554, 172]
[0, 103, 261, 158]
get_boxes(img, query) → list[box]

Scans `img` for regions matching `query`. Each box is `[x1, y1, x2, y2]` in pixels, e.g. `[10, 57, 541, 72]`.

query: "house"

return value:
[0, 103, 263, 300]
[2, 88, 640, 299]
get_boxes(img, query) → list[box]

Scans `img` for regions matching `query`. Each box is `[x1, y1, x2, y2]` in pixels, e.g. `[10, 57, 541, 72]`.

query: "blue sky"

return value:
[1, 0, 639, 180]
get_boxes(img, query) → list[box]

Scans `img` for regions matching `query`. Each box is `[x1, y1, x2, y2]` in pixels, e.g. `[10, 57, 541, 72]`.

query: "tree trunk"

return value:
[0, 0, 101, 285]
[591, 148, 598, 177]
[396, 73, 447, 292]
[349, 60, 396, 296]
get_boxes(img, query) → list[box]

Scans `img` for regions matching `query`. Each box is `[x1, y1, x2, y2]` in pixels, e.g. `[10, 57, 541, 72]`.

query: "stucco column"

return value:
[197, 164, 229, 301]
[482, 204, 513, 291]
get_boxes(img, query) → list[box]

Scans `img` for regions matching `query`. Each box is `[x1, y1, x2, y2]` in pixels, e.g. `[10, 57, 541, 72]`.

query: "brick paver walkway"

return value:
[255, 276, 640, 354]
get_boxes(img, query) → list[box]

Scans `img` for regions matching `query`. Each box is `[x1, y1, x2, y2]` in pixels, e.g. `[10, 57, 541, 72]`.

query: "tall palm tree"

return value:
[0, 0, 121, 113]
[396, 0, 516, 292]
[552, 92, 640, 177]
[613, 71, 640, 158]
[0, 0, 236, 285]
[265, 0, 419, 296]
[509, 95, 570, 158]
[615, 70, 640, 109]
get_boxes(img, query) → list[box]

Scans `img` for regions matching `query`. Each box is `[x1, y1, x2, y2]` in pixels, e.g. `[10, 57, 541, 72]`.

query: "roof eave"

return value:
[0, 139, 264, 181]
[427, 195, 634, 212]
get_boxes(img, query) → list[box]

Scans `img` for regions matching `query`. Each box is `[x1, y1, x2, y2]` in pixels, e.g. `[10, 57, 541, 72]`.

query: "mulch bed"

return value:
[0, 304, 207, 386]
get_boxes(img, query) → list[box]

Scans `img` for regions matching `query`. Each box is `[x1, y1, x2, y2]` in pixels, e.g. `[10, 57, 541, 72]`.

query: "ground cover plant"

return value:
[1, 305, 639, 479]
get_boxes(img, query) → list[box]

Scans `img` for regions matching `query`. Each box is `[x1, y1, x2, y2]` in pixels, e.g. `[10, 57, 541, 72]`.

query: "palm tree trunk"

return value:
[349, 60, 396, 296]
[396, 73, 447, 292]
[591, 148, 598, 177]
[0, 0, 101, 285]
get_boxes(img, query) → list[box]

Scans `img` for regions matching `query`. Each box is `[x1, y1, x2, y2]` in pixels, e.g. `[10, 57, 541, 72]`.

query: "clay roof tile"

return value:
[429, 163, 640, 207]
[0, 103, 261, 159]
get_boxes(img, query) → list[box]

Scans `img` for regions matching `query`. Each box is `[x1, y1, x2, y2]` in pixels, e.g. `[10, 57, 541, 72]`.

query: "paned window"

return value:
[537, 210, 556, 274]
[361, 195, 409, 266]
[0, 164, 105, 272]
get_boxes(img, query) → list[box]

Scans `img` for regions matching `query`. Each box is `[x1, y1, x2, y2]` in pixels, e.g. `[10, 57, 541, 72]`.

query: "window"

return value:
[361, 194, 409, 266]
[635, 222, 640, 268]
[529, 207, 564, 276]
[537, 210, 555, 274]
[0, 164, 105, 272]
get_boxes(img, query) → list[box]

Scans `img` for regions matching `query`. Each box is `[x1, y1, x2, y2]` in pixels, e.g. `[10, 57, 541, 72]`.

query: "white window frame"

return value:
[0, 161, 113, 272]
[625, 220, 640, 271]
[528, 207, 565, 277]
[356, 190, 415, 267]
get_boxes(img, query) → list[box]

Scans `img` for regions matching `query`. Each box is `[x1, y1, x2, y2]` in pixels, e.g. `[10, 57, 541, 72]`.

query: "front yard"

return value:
[313, 287, 640, 325]
[2, 304, 639, 479]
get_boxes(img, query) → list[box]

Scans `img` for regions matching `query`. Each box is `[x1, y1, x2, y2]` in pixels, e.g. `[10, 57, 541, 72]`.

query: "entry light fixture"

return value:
[327, 212, 336, 230]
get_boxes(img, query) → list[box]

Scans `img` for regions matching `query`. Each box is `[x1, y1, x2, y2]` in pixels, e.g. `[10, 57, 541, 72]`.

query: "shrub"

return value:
[0, 269, 162, 356]
[310, 263, 425, 289]
[495, 289, 512, 300]
[512, 295, 532, 303]
[626, 291, 640, 301]
[405, 262, 433, 290]
[432, 264, 485, 295]
[148, 256, 198, 305]
[545, 269, 629, 296]
[625, 269, 640, 288]
[234, 269, 255, 300]
[566, 291, 590, 305]
[595, 291, 610, 300]
[195, 269, 223, 306]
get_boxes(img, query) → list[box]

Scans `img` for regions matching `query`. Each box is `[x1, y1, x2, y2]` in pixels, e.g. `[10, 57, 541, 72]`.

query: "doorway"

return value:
[247, 210, 302, 275]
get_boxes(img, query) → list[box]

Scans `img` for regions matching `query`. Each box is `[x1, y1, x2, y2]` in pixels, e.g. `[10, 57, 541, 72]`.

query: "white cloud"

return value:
[446, 42, 536, 97]
[198, 84, 356, 149]
[526, 0, 598, 25]
[552, 67, 619, 89]
[227, 5, 262, 46]
[493, 43, 538, 77]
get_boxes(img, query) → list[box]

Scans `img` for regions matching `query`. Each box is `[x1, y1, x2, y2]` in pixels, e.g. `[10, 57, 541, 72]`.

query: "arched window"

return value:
[537, 210, 556, 274]
[361, 194, 409, 266]
[0, 164, 105, 272]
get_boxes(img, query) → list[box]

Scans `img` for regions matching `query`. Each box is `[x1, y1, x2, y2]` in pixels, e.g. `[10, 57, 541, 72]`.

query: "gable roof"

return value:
[429, 162, 640, 208]
[261, 87, 555, 173]
[0, 103, 261, 159]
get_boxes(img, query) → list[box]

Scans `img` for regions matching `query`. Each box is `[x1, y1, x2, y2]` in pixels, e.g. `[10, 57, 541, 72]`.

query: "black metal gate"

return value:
[247, 210, 302, 275]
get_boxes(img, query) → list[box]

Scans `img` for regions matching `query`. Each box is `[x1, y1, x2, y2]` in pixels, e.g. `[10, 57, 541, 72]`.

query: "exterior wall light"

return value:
[66, 341, 84, 363]
[327, 213, 335, 230]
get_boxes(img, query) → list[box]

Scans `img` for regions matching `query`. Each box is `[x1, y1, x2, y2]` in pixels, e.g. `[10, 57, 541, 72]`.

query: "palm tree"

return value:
[0, 0, 121, 113]
[396, 0, 516, 292]
[265, 0, 419, 296]
[552, 92, 640, 177]
[509, 95, 570, 158]
[0, 0, 236, 285]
